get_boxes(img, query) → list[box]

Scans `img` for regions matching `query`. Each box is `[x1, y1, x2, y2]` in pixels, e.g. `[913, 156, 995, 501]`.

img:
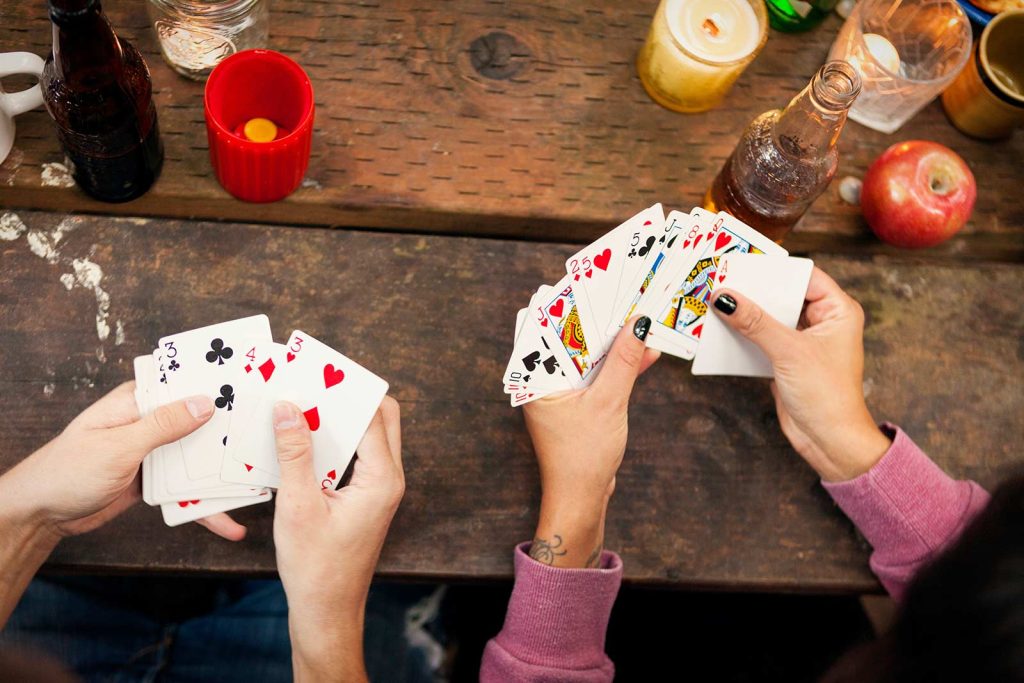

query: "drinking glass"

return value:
[827, 0, 971, 134]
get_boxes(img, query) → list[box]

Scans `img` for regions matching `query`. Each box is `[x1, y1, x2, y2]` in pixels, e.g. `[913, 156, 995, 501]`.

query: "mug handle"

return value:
[0, 52, 45, 118]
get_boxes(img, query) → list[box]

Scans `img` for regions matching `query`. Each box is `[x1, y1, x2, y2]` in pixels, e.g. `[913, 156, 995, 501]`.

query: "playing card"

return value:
[137, 340, 271, 506]
[503, 287, 571, 393]
[158, 315, 272, 479]
[233, 331, 389, 490]
[160, 490, 272, 527]
[692, 254, 814, 377]
[149, 348, 265, 503]
[605, 213, 685, 337]
[565, 204, 665, 352]
[611, 204, 669, 314]
[635, 207, 720, 322]
[221, 341, 290, 486]
[645, 212, 787, 359]
[536, 276, 605, 388]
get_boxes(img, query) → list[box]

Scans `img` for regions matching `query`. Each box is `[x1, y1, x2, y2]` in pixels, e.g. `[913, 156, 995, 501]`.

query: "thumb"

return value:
[710, 290, 796, 362]
[591, 316, 652, 403]
[122, 395, 215, 454]
[272, 401, 317, 496]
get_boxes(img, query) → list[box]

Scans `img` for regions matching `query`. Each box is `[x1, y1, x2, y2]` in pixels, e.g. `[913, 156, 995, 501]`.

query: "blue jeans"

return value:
[1, 576, 440, 683]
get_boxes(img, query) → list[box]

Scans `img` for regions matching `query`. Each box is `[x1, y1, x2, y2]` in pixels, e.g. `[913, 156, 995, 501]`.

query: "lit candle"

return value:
[862, 33, 901, 74]
[638, 0, 768, 113]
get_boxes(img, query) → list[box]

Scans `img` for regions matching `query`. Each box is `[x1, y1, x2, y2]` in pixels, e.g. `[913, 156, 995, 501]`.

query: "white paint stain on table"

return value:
[2, 211, 125, 366]
[26, 217, 76, 263]
[41, 162, 75, 188]
[0, 211, 27, 240]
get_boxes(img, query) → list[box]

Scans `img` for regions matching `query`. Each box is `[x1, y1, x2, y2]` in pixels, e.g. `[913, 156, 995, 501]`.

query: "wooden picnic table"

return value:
[0, 1, 1021, 593]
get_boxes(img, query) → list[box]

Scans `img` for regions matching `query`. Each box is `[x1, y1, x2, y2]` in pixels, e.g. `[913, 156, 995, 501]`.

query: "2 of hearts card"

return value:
[135, 315, 388, 526]
[503, 205, 815, 405]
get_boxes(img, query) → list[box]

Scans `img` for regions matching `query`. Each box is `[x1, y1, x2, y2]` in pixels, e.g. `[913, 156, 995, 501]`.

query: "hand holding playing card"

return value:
[709, 268, 892, 482]
[271, 397, 403, 679]
[0, 382, 241, 540]
[523, 317, 659, 569]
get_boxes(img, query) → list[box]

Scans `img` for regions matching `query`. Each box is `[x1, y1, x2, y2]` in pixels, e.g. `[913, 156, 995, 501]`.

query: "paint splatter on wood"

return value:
[0, 212, 27, 241]
[41, 162, 75, 188]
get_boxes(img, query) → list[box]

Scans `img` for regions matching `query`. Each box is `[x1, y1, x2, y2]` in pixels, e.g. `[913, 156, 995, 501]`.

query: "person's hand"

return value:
[710, 267, 892, 482]
[271, 397, 404, 682]
[522, 317, 660, 568]
[0, 381, 247, 542]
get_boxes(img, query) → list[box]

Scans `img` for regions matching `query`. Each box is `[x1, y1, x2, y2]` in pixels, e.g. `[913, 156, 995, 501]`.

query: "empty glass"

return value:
[147, 0, 269, 80]
[827, 0, 971, 134]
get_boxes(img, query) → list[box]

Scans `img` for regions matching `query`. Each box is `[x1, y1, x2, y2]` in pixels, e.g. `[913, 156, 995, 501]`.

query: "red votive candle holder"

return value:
[204, 49, 314, 203]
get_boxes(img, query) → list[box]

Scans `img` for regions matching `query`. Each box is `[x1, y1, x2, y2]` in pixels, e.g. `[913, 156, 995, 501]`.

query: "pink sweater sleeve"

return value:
[480, 542, 622, 683]
[822, 424, 990, 602]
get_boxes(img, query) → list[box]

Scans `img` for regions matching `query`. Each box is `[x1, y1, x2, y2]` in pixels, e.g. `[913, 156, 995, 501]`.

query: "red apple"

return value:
[860, 141, 976, 249]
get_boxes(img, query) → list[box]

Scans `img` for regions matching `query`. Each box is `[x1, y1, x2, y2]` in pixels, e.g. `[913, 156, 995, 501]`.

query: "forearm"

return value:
[0, 468, 60, 629]
[289, 607, 367, 683]
[531, 494, 608, 568]
[823, 424, 990, 601]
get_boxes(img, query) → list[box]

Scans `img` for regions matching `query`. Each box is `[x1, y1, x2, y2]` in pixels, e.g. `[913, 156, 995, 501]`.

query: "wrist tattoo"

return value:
[529, 535, 567, 565]
[585, 545, 603, 569]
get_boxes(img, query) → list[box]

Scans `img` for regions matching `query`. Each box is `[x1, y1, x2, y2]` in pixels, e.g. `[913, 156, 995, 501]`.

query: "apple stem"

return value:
[930, 170, 953, 196]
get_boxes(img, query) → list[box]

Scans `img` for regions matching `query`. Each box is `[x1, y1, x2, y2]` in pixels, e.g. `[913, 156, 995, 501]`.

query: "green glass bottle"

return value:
[765, 0, 839, 32]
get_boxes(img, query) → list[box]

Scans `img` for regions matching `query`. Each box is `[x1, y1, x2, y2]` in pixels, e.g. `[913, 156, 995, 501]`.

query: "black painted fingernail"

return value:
[633, 316, 651, 341]
[714, 294, 737, 315]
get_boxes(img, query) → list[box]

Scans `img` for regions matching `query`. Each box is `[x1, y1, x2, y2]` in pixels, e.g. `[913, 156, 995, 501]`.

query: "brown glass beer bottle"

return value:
[42, 0, 163, 202]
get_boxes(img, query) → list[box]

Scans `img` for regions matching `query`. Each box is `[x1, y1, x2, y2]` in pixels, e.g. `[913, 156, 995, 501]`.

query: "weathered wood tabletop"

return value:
[0, 0, 1022, 592]
[1, 0, 1022, 258]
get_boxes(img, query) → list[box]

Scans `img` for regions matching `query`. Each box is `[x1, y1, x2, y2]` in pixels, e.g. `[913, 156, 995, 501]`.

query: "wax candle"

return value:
[638, 0, 768, 113]
[863, 33, 900, 74]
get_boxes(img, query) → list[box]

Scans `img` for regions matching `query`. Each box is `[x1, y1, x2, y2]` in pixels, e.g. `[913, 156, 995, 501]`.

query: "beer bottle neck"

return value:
[49, 0, 123, 81]
[772, 60, 861, 159]
[49, 0, 100, 21]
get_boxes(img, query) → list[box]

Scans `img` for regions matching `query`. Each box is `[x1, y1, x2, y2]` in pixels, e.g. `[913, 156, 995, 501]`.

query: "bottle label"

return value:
[154, 20, 237, 71]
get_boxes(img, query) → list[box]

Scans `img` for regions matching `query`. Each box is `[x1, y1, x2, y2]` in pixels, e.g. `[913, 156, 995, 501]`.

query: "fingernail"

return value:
[633, 316, 651, 341]
[714, 294, 737, 315]
[186, 396, 214, 419]
[273, 402, 300, 430]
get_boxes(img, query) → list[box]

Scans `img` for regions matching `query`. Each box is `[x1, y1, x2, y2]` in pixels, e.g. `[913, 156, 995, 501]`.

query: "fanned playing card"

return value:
[645, 212, 787, 359]
[230, 331, 389, 490]
[502, 206, 810, 407]
[565, 204, 665, 355]
[535, 275, 605, 389]
[692, 254, 814, 377]
[605, 213, 684, 337]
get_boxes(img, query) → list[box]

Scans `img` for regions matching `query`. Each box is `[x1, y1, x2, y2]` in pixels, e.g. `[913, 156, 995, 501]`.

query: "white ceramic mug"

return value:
[0, 52, 45, 165]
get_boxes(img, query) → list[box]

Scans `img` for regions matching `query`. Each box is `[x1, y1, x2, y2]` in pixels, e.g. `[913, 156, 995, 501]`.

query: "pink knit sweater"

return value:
[480, 426, 990, 682]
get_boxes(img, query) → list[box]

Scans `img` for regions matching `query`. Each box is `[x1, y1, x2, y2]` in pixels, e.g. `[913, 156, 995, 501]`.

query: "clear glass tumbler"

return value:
[827, 0, 971, 134]
[147, 0, 269, 81]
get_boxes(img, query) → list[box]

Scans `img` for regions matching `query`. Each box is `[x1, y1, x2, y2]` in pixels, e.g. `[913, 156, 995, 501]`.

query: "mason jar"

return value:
[146, 0, 269, 80]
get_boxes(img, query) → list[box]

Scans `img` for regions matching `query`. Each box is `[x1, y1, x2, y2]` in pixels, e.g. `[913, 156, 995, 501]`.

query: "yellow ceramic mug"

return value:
[941, 9, 1024, 140]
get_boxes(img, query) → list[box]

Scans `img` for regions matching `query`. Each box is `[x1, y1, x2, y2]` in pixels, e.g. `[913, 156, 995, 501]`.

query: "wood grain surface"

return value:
[1, 210, 1020, 591]
[1, 1, 1022, 258]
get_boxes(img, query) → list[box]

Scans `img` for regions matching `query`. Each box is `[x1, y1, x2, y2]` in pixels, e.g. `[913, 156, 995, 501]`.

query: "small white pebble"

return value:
[838, 175, 862, 205]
